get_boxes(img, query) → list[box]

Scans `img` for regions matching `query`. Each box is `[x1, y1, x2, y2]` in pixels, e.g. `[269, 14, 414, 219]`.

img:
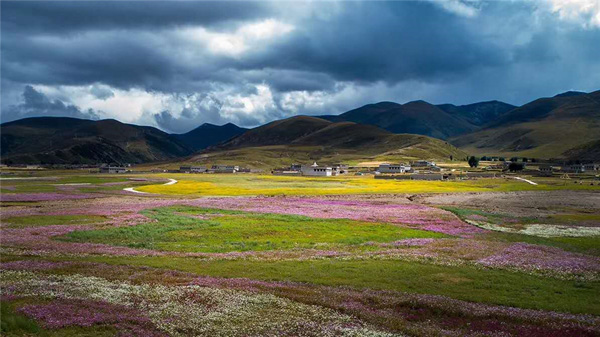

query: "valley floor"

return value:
[1, 172, 599, 336]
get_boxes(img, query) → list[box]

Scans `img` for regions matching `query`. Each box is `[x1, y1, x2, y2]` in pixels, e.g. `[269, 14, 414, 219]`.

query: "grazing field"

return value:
[1, 171, 599, 336]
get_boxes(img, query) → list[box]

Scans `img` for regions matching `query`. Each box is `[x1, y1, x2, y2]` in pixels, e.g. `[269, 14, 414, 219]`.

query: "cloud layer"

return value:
[1, 1, 599, 133]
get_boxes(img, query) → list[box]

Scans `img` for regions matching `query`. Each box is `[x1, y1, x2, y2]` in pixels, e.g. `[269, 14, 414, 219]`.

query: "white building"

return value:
[210, 165, 239, 173]
[99, 166, 127, 174]
[562, 164, 585, 173]
[180, 166, 207, 173]
[301, 162, 333, 176]
[378, 163, 410, 173]
[411, 160, 436, 167]
[332, 163, 349, 175]
[584, 163, 599, 172]
[410, 160, 441, 172]
[539, 165, 557, 176]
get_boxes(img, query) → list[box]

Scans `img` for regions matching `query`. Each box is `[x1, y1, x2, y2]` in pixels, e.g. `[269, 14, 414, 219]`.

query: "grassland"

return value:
[61, 207, 445, 253]
[136, 173, 600, 196]
[2, 170, 599, 336]
[0, 172, 157, 194]
[54, 255, 600, 315]
[451, 118, 600, 159]
[2, 169, 598, 197]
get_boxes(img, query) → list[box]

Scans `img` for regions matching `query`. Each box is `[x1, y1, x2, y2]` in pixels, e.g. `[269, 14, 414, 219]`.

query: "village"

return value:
[4, 158, 598, 181]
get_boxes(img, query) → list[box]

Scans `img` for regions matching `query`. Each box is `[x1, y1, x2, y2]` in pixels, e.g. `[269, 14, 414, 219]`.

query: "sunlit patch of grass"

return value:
[60, 206, 445, 252]
[2, 215, 107, 229]
[135, 174, 600, 196]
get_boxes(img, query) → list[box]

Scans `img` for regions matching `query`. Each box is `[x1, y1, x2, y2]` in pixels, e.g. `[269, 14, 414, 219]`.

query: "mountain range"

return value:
[450, 90, 600, 160]
[173, 123, 248, 151]
[1, 90, 598, 165]
[186, 116, 467, 168]
[320, 100, 516, 139]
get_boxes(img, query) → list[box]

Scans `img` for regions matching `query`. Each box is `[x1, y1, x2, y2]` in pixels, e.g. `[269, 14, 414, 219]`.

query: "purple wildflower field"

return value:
[1, 188, 599, 336]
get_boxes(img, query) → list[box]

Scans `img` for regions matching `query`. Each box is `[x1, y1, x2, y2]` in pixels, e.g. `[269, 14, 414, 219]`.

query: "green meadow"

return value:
[61, 207, 445, 253]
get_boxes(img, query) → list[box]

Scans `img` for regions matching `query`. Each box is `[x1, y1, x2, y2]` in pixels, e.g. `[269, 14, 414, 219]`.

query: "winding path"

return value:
[123, 178, 177, 194]
[511, 176, 538, 185]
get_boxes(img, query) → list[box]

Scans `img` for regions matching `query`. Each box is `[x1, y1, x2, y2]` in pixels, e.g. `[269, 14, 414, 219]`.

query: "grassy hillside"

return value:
[1, 117, 192, 164]
[175, 116, 467, 169]
[450, 91, 600, 160]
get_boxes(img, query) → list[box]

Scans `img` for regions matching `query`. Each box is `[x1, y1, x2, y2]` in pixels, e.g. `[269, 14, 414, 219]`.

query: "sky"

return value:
[1, 0, 599, 133]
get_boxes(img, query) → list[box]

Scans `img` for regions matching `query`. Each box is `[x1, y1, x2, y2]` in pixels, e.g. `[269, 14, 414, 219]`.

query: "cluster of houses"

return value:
[273, 163, 349, 176]
[377, 160, 441, 174]
[98, 164, 252, 174]
[91, 158, 600, 178]
[99, 166, 128, 174]
[539, 163, 599, 176]
[179, 165, 250, 174]
[272, 160, 445, 178]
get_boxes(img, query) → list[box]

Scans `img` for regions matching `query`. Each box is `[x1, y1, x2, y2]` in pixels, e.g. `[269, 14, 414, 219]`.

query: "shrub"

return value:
[468, 156, 479, 168]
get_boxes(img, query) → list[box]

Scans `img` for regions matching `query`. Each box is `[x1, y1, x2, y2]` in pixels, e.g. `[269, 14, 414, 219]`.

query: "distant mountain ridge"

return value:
[173, 123, 248, 151]
[436, 100, 517, 127]
[319, 99, 515, 139]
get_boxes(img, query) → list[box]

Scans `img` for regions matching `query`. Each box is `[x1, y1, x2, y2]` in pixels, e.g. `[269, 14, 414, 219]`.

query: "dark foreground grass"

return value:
[61, 206, 446, 252]
[0, 298, 116, 337]
[76, 255, 600, 315]
[1, 301, 41, 335]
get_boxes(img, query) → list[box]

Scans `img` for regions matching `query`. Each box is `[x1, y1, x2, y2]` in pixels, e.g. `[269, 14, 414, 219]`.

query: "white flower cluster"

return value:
[464, 220, 600, 238]
[0, 270, 399, 337]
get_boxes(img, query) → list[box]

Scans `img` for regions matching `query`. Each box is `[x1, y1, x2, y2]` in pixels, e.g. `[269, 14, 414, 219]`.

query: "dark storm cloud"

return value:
[245, 1, 507, 84]
[0, 1, 507, 93]
[1, 1, 271, 33]
[0, 1, 272, 91]
[1, 0, 599, 129]
[2, 86, 100, 122]
[1, 30, 178, 90]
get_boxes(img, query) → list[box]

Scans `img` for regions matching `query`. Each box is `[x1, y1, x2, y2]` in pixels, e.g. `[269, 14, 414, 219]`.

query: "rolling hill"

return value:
[449, 90, 600, 160]
[0, 117, 193, 164]
[437, 100, 516, 126]
[184, 116, 467, 168]
[320, 100, 515, 139]
[173, 123, 247, 151]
